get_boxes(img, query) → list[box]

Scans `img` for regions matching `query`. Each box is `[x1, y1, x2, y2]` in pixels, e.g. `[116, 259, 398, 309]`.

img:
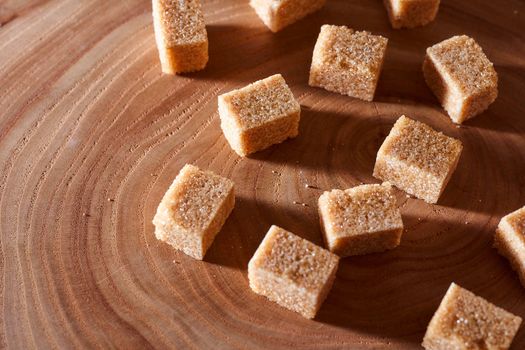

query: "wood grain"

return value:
[1, 0, 524, 348]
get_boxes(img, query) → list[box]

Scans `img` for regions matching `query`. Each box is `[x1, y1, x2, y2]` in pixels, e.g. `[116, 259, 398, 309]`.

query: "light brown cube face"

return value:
[248, 226, 339, 319]
[373, 115, 463, 204]
[383, 0, 440, 29]
[309, 25, 388, 101]
[318, 183, 403, 257]
[218, 74, 301, 157]
[423, 283, 522, 350]
[250, 0, 326, 32]
[152, 164, 235, 260]
[423, 35, 498, 124]
[152, 0, 208, 74]
[494, 206, 525, 288]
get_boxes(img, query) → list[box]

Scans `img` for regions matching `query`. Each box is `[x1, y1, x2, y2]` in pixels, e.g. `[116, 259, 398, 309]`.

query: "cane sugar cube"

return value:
[309, 25, 388, 101]
[374, 116, 462, 204]
[152, 164, 234, 260]
[383, 0, 440, 29]
[218, 74, 301, 157]
[250, 0, 326, 32]
[423, 283, 521, 350]
[152, 0, 208, 74]
[494, 206, 525, 288]
[423, 35, 498, 124]
[318, 183, 403, 257]
[248, 225, 339, 319]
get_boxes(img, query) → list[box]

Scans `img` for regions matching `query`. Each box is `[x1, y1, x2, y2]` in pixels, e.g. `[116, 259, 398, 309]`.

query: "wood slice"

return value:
[1, 0, 524, 348]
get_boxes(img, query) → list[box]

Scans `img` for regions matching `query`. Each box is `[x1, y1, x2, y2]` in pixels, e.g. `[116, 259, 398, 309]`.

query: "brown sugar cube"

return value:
[248, 225, 339, 319]
[152, 0, 208, 74]
[318, 183, 403, 257]
[218, 74, 301, 157]
[383, 0, 440, 29]
[494, 205, 525, 288]
[152, 164, 234, 260]
[423, 35, 498, 124]
[374, 115, 463, 204]
[250, 0, 326, 32]
[423, 283, 521, 350]
[309, 25, 388, 102]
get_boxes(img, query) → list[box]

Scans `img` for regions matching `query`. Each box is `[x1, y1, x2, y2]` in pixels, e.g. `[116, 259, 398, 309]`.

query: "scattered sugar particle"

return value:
[305, 184, 320, 189]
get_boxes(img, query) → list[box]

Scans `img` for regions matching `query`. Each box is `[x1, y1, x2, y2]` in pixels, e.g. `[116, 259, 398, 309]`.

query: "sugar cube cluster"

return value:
[149, 1, 522, 348]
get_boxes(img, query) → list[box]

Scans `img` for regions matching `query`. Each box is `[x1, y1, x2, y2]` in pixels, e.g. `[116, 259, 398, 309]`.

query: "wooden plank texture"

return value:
[1, 0, 524, 348]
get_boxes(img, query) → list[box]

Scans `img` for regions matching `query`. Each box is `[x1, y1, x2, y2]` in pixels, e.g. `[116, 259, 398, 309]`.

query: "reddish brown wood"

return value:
[1, 0, 524, 348]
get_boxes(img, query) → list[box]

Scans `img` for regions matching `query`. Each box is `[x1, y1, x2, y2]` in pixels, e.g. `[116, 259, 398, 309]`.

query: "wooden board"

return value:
[1, 0, 524, 348]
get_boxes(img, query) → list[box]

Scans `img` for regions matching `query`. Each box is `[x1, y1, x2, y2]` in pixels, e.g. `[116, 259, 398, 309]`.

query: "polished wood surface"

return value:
[1, 0, 524, 348]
